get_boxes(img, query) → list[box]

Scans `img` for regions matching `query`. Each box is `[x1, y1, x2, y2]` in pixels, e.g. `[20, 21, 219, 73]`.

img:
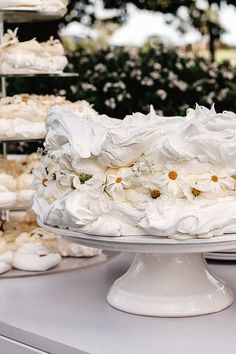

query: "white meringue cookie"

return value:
[0, 251, 14, 265]
[0, 262, 11, 274]
[17, 174, 34, 190]
[0, 118, 46, 140]
[0, 173, 16, 191]
[12, 243, 61, 272]
[0, 186, 16, 208]
[0, 29, 68, 74]
[0, 1, 68, 16]
[0, 95, 97, 140]
[56, 238, 101, 257]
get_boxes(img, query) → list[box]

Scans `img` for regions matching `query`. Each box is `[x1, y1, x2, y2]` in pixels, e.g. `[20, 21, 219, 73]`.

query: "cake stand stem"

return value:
[0, 14, 6, 98]
[107, 252, 233, 317]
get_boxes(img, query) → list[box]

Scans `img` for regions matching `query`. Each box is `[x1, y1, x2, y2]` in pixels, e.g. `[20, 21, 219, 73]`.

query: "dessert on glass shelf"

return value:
[0, 153, 40, 208]
[0, 94, 97, 140]
[0, 28, 67, 74]
[33, 104, 236, 240]
[0, 210, 101, 274]
[0, 0, 69, 16]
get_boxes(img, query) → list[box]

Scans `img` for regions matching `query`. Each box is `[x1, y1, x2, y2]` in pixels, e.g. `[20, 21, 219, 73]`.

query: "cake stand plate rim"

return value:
[38, 219, 236, 254]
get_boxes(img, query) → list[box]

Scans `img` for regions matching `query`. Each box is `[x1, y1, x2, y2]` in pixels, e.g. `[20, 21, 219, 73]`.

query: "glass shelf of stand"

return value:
[3, 204, 32, 212]
[0, 138, 45, 143]
[0, 73, 79, 78]
[0, 9, 65, 23]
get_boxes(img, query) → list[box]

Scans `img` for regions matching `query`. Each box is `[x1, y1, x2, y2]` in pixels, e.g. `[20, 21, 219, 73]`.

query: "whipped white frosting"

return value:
[0, 29, 68, 74]
[0, 0, 68, 16]
[33, 105, 236, 239]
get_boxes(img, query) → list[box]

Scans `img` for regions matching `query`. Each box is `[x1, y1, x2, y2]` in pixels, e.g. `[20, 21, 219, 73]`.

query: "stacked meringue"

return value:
[0, 28, 68, 74]
[0, 0, 68, 16]
[0, 94, 96, 140]
[34, 104, 236, 240]
[0, 211, 101, 274]
[0, 154, 40, 208]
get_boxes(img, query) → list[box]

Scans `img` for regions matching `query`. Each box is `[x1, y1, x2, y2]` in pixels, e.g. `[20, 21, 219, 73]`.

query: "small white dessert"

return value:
[0, 29, 68, 74]
[56, 239, 102, 257]
[0, 173, 16, 191]
[0, 262, 11, 274]
[12, 243, 61, 271]
[20, 227, 102, 258]
[0, 0, 69, 16]
[0, 157, 38, 208]
[33, 105, 236, 239]
[0, 94, 97, 140]
[0, 186, 16, 208]
[0, 240, 13, 264]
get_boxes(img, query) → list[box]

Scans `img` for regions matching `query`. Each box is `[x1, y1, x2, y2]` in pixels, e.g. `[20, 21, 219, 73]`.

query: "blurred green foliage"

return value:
[7, 40, 236, 118]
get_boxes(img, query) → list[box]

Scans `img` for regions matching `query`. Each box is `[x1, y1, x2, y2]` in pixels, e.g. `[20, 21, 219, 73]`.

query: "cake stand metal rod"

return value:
[0, 15, 7, 161]
[0, 14, 6, 98]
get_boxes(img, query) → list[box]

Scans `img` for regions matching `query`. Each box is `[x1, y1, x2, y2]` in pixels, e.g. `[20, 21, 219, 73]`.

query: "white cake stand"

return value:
[38, 220, 236, 317]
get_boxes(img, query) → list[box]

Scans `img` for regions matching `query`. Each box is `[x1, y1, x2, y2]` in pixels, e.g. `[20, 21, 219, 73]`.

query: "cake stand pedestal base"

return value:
[37, 222, 236, 318]
[107, 253, 233, 317]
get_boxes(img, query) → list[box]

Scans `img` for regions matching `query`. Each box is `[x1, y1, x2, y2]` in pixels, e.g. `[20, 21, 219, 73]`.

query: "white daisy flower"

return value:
[59, 174, 81, 190]
[33, 165, 64, 201]
[33, 165, 49, 196]
[194, 170, 234, 193]
[156, 165, 189, 197]
[106, 168, 132, 192]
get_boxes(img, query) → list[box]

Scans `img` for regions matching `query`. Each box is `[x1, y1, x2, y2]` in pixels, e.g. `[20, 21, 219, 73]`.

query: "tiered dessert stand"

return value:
[0, 8, 78, 218]
[39, 221, 236, 317]
[0, 8, 113, 276]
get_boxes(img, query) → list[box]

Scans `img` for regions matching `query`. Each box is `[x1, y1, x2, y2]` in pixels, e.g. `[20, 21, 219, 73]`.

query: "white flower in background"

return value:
[156, 165, 189, 197]
[194, 171, 235, 193]
[106, 168, 132, 193]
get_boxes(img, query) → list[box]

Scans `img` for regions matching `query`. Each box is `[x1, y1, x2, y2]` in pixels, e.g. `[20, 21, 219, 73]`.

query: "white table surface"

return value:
[0, 252, 235, 354]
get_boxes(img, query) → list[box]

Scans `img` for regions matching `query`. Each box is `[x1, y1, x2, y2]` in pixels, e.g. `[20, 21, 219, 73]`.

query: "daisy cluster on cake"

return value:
[0, 93, 97, 140]
[33, 105, 236, 240]
[0, 28, 67, 74]
[0, 0, 68, 16]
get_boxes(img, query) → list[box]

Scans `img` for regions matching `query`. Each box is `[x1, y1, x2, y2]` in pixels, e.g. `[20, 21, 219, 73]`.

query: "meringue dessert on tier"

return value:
[33, 105, 236, 240]
[0, 210, 102, 274]
[0, 94, 96, 140]
[0, 154, 40, 208]
[0, 0, 68, 16]
[0, 28, 68, 74]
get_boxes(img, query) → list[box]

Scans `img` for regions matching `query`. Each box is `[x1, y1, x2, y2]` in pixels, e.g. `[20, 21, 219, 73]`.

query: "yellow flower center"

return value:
[21, 97, 29, 103]
[42, 178, 48, 187]
[211, 175, 218, 183]
[192, 188, 201, 197]
[150, 189, 161, 199]
[116, 177, 122, 183]
[232, 175, 236, 180]
[168, 171, 177, 180]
